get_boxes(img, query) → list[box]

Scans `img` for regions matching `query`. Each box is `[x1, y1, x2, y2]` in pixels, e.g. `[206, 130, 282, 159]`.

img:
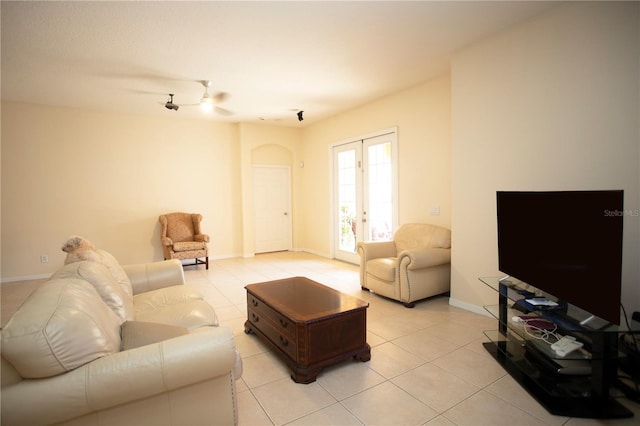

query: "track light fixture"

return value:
[297, 111, 304, 121]
[165, 94, 179, 111]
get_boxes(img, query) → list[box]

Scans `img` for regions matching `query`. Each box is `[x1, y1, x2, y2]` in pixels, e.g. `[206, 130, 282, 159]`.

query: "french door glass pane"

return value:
[367, 142, 392, 241]
[338, 150, 357, 252]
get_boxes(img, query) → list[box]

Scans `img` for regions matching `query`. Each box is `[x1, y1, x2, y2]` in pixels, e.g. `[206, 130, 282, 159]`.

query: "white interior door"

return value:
[332, 131, 397, 264]
[253, 165, 292, 253]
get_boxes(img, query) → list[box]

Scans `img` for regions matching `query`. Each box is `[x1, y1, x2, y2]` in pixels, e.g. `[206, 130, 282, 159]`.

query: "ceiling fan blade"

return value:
[214, 107, 234, 116]
[211, 92, 229, 104]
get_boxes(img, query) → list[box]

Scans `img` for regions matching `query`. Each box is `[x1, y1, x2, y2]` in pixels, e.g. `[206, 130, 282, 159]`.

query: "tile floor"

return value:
[3, 251, 640, 425]
[187, 251, 640, 426]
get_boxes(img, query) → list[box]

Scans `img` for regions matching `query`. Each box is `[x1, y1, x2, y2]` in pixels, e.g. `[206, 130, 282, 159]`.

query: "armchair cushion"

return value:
[367, 258, 397, 281]
[121, 321, 188, 350]
[1, 278, 122, 379]
[173, 241, 206, 252]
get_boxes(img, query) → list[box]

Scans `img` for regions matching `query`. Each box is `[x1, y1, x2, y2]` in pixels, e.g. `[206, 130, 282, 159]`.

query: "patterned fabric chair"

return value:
[159, 212, 209, 269]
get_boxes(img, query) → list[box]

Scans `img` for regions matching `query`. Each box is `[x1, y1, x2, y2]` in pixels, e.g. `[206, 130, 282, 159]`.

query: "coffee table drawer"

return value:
[247, 307, 298, 360]
[247, 293, 295, 338]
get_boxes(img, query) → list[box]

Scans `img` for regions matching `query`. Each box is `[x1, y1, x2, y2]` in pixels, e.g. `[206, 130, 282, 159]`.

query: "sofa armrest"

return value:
[123, 259, 185, 295]
[399, 248, 451, 270]
[1, 327, 237, 426]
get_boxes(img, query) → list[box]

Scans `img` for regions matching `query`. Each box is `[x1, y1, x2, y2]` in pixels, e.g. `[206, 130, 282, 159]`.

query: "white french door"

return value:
[332, 131, 397, 264]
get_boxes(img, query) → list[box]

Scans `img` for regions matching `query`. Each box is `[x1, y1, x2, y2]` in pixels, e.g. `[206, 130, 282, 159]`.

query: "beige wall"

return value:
[451, 2, 640, 313]
[299, 74, 452, 256]
[1, 103, 244, 278]
[1, 75, 451, 280]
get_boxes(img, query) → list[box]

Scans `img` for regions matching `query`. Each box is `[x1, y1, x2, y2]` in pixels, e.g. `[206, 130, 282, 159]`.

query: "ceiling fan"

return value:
[163, 80, 232, 115]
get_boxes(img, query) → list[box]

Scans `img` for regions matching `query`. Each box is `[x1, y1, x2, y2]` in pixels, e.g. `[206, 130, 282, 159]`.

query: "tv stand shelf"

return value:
[480, 277, 636, 419]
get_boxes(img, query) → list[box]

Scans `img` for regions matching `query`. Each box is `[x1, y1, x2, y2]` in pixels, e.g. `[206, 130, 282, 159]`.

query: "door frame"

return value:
[328, 127, 398, 264]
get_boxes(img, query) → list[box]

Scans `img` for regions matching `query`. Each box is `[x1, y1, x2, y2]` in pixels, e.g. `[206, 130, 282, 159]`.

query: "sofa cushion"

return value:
[135, 299, 219, 330]
[51, 261, 134, 322]
[95, 249, 134, 297]
[121, 320, 188, 350]
[1, 278, 121, 379]
[132, 285, 204, 313]
[367, 258, 397, 282]
[61, 237, 133, 297]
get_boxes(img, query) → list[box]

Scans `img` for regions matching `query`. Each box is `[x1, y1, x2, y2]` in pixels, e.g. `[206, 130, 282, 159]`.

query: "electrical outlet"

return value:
[429, 206, 441, 216]
[40, 255, 49, 264]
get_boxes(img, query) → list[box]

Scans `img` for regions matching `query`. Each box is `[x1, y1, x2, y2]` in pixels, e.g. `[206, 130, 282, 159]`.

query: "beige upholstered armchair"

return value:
[357, 223, 451, 307]
[159, 212, 210, 269]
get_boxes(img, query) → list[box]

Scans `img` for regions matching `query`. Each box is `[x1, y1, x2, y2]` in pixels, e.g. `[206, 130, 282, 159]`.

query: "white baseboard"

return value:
[1, 273, 52, 284]
[449, 297, 491, 317]
[292, 247, 332, 259]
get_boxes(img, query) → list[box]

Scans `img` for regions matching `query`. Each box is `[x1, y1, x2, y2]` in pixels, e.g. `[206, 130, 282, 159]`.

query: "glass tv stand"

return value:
[480, 276, 638, 419]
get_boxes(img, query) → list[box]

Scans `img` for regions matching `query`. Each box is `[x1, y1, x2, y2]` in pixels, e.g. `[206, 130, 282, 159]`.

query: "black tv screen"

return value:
[496, 190, 624, 325]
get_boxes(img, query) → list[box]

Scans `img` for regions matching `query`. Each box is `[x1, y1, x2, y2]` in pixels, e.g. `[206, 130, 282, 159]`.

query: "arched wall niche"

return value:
[251, 143, 293, 166]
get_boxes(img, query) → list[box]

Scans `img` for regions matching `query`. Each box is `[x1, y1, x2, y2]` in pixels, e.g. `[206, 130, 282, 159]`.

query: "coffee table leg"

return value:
[291, 367, 320, 384]
[354, 345, 371, 362]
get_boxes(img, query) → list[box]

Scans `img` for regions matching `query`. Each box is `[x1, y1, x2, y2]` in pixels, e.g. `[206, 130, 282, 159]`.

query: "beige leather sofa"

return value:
[357, 223, 451, 307]
[1, 253, 241, 425]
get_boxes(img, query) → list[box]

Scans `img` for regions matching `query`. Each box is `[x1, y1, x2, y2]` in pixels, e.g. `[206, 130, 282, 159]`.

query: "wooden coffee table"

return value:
[244, 276, 370, 383]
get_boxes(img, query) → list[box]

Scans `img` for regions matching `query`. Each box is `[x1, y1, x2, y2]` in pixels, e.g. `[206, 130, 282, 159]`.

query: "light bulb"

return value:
[200, 100, 213, 112]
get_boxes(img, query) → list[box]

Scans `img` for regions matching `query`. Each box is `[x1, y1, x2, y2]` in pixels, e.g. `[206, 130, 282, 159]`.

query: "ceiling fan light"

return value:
[200, 100, 214, 112]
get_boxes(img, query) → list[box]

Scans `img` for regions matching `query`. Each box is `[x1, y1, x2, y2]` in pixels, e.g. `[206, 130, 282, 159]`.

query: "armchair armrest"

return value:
[160, 236, 173, 246]
[398, 248, 451, 270]
[357, 240, 397, 262]
[123, 259, 185, 295]
[194, 233, 210, 243]
[0, 328, 237, 426]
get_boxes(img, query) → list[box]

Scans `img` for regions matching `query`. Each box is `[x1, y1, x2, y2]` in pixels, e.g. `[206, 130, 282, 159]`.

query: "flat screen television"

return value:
[496, 190, 624, 325]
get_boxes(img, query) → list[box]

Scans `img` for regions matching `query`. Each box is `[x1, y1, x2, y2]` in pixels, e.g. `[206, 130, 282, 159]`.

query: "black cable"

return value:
[618, 303, 640, 396]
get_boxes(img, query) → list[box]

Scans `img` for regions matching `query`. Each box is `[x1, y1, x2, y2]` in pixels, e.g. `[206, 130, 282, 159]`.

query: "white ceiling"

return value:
[1, 1, 557, 127]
